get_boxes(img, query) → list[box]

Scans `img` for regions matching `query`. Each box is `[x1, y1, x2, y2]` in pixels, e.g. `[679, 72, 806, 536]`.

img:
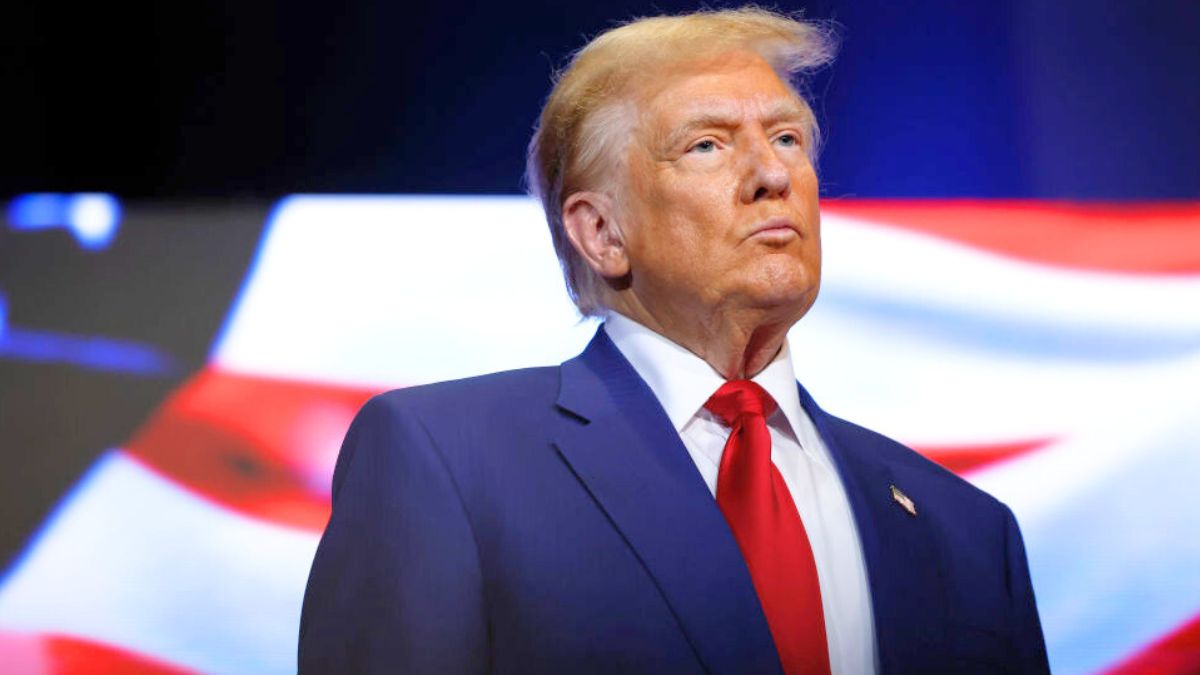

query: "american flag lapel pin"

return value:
[891, 484, 917, 516]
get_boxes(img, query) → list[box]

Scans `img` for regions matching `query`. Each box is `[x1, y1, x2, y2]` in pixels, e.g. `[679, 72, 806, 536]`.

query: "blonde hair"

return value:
[526, 7, 835, 316]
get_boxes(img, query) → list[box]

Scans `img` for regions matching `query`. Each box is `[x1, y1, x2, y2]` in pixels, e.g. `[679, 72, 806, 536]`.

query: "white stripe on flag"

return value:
[0, 451, 319, 675]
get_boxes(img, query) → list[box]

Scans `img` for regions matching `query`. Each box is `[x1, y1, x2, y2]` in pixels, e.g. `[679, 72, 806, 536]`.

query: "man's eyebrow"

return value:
[658, 99, 809, 151]
[660, 110, 740, 150]
[759, 99, 810, 127]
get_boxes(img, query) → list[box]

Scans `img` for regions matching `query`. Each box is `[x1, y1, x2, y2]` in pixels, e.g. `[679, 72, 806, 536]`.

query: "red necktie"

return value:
[706, 380, 831, 675]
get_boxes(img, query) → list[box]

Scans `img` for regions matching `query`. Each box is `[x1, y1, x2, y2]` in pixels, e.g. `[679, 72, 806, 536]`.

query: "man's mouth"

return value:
[746, 216, 800, 242]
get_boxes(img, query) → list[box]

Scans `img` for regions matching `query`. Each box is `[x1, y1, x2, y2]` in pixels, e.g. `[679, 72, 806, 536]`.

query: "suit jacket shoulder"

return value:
[350, 365, 566, 501]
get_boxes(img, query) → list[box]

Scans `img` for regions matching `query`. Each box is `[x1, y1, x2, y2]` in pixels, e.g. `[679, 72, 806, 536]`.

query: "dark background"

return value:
[4, 0, 1199, 200]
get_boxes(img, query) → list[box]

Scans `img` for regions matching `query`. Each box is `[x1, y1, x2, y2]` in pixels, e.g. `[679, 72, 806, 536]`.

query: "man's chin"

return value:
[737, 283, 819, 322]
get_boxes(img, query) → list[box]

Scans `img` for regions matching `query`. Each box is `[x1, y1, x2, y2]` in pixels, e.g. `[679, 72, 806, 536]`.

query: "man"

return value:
[299, 8, 1050, 674]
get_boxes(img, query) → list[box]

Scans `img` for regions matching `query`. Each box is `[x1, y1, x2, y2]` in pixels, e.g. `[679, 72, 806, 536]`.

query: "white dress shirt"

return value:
[604, 312, 878, 675]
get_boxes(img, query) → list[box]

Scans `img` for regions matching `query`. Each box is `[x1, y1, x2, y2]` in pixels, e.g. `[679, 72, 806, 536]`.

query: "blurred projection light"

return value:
[67, 194, 121, 249]
[7, 193, 122, 250]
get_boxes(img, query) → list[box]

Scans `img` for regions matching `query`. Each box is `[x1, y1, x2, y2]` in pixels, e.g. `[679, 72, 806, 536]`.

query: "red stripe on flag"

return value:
[821, 200, 1200, 274]
[1102, 612, 1200, 675]
[125, 368, 381, 530]
[0, 631, 195, 675]
[911, 438, 1053, 475]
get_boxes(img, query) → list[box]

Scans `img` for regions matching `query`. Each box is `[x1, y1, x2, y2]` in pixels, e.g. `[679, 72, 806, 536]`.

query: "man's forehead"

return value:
[669, 95, 808, 122]
[634, 55, 806, 122]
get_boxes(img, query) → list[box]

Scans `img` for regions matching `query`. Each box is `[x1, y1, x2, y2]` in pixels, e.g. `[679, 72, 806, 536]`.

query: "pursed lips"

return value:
[744, 215, 801, 242]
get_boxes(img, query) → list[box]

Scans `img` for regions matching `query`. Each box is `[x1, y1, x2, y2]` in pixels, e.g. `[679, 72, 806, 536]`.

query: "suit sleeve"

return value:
[1002, 506, 1051, 674]
[298, 395, 488, 674]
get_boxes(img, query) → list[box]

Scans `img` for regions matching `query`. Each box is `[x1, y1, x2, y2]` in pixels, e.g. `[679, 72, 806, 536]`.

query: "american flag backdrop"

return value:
[0, 196, 1197, 674]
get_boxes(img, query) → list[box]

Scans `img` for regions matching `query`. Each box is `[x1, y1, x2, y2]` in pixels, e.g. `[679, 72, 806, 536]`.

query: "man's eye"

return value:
[689, 139, 717, 153]
[775, 133, 799, 147]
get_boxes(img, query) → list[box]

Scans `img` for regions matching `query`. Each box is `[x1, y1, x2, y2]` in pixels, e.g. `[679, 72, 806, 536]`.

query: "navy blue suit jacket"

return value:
[299, 328, 1049, 674]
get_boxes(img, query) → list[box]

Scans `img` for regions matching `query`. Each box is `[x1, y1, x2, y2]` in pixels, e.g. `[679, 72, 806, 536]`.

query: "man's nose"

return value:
[739, 134, 791, 203]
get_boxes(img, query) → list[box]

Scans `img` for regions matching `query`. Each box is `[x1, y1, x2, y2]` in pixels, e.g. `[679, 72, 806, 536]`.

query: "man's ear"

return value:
[562, 191, 630, 279]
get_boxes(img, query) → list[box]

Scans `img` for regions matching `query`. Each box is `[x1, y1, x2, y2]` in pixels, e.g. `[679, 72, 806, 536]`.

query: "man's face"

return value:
[618, 51, 821, 325]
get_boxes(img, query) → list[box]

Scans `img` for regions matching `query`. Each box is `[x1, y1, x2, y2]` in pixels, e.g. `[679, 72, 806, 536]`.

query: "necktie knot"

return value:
[704, 380, 778, 427]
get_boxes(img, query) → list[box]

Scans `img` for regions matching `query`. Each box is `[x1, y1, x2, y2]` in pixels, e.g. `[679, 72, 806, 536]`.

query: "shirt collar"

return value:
[603, 311, 809, 444]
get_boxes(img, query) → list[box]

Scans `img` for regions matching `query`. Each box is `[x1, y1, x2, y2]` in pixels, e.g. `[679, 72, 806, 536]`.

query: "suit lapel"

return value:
[554, 329, 782, 675]
[797, 384, 950, 674]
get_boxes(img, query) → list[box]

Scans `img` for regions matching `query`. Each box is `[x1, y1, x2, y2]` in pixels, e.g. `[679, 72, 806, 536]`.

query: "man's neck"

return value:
[607, 297, 796, 380]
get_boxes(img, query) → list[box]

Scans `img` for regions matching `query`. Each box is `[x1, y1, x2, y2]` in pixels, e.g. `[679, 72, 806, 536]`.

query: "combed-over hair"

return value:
[526, 6, 835, 316]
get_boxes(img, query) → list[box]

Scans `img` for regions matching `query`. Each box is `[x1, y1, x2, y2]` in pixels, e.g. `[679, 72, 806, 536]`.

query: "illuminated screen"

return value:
[1, 195, 1198, 674]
